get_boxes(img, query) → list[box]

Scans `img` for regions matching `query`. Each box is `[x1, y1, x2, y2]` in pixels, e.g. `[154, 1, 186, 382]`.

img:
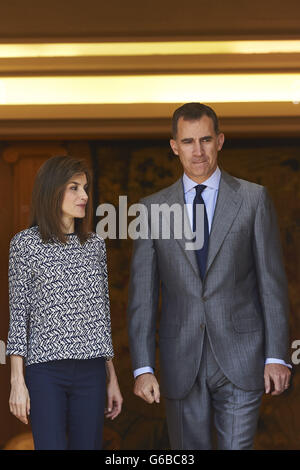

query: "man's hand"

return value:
[134, 373, 160, 404]
[264, 363, 291, 395]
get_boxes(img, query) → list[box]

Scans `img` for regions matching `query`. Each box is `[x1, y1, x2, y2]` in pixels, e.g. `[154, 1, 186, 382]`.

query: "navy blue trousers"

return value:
[25, 357, 106, 450]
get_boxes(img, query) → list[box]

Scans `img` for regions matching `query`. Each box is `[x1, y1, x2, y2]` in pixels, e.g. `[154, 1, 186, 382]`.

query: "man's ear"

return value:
[170, 139, 179, 156]
[217, 133, 225, 151]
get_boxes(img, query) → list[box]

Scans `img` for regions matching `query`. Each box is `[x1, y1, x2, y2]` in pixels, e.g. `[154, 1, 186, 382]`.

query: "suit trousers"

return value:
[25, 357, 106, 450]
[164, 330, 264, 450]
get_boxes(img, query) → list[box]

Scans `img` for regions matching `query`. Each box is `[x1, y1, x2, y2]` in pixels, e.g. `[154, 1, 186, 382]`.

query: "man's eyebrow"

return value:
[180, 135, 213, 142]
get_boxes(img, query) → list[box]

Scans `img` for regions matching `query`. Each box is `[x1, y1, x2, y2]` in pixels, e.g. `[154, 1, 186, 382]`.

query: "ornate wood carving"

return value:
[2, 144, 67, 233]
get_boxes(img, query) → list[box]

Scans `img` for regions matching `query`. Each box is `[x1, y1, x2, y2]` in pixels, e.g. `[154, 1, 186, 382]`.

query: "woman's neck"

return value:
[61, 217, 74, 235]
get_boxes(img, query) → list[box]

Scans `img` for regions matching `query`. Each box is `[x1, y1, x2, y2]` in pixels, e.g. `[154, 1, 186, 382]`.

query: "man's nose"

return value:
[193, 141, 203, 155]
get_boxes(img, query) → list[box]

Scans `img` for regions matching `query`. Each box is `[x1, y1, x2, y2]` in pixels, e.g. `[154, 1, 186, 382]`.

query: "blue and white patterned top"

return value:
[6, 226, 114, 366]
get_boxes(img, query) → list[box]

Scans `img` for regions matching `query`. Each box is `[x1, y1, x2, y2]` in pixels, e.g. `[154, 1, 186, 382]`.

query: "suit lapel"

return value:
[205, 170, 243, 276]
[163, 171, 243, 281]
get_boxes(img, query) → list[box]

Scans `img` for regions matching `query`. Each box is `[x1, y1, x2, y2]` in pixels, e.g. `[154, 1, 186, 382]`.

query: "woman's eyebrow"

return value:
[69, 181, 88, 185]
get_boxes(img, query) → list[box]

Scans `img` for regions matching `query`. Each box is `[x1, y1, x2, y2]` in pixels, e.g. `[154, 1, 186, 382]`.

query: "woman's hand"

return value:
[105, 376, 123, 420]
[105, 359, 123, 420]
[9, 379, 30, 425]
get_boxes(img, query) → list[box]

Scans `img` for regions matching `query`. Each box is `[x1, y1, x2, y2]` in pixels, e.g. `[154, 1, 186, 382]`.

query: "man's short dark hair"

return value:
[172, 102, 220, 139]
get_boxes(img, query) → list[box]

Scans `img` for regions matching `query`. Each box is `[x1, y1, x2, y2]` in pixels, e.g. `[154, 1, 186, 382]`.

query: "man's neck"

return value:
[183, 166, 220, 186]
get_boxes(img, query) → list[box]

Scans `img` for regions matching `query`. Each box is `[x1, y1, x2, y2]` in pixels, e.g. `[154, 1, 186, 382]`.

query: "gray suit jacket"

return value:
[127, 170, 289, 399]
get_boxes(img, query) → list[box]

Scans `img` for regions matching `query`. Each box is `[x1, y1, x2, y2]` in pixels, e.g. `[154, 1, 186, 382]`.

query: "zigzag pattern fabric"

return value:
[6, 226, 114, 366]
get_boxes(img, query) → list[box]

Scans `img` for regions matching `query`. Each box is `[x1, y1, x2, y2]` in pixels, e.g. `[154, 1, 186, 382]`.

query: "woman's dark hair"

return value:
[29, 155, 93, 245]
[172, 102, 220, 139]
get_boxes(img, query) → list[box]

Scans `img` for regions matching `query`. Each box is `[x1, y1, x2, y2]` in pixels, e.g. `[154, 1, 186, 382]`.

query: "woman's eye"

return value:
[71, 186, 77, 190]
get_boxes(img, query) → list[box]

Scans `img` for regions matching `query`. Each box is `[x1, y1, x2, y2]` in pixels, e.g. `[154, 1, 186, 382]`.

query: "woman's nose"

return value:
[80, 189, 88, 200]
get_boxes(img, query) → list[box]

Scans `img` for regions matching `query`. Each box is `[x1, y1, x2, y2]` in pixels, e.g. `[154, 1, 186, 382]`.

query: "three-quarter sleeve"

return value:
[6, 235, 33, 357]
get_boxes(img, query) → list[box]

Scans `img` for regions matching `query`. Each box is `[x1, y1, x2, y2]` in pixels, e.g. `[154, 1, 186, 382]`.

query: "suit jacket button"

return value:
[200, 323, 205, 329]
[202, 296, 207, 301]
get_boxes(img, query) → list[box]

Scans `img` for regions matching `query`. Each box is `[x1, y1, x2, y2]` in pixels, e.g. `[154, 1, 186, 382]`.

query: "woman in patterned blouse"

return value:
[6, 155, 123, 450]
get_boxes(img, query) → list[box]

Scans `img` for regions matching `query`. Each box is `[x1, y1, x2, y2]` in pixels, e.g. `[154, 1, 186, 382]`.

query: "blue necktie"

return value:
[193, 185, 209, 280]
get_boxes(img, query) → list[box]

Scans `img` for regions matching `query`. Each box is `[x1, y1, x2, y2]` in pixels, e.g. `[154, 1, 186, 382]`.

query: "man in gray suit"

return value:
[127, 102, 291, 450]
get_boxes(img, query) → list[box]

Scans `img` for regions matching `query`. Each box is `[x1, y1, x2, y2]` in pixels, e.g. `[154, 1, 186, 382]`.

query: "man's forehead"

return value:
[177, 116, 215, 135]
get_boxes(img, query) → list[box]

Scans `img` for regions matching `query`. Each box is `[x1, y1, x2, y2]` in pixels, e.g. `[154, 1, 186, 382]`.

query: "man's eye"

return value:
[71, 186, 77, 190]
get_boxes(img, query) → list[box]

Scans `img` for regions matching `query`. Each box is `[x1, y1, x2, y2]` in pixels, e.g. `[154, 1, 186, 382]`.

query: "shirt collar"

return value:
[182, 166, 221, 194]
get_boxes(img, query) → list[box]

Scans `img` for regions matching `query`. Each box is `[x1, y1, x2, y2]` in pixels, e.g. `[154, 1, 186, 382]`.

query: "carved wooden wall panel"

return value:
[0, 143, 67, 446]
[2, 144, 67, 233]
[0, 138, 299, 449]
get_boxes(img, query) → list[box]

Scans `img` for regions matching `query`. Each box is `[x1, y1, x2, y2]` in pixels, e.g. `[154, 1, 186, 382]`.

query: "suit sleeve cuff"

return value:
[133, 366, 154, 378]
[265, 358, 292, 368]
